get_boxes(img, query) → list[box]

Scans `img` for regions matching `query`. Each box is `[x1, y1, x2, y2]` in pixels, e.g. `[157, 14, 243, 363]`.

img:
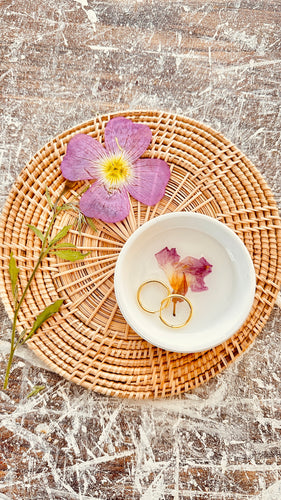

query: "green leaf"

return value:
[45, 187, 53, 208]
[27, 385, 45, 398]
[27, 224, 45, 242]
[14, 284, 19, 304]
[86, 217, 97, 232]
[27, 299, 64, 338]
[53, 249, 90, 261]
[9, 252, 20, 297]
[17, 328, 27, 345]
[49, 225, 72, 246]
[52, 242, 76, 249]
[57, 203, 78, 213]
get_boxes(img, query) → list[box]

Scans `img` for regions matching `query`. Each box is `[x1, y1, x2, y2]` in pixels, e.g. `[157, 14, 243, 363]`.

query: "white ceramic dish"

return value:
[114, 212, 256, 353]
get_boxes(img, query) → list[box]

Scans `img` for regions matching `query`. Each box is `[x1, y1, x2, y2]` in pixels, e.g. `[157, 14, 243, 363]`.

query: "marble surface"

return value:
[1, 0, 281, 498]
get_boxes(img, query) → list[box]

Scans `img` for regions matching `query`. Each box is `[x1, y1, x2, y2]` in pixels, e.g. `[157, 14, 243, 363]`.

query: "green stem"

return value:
[3, 252, 47, 389]
[3, 188, 67, 389]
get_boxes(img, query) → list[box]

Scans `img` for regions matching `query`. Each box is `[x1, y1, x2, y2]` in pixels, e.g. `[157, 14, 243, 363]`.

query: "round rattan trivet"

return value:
[0, 110, 280, 399]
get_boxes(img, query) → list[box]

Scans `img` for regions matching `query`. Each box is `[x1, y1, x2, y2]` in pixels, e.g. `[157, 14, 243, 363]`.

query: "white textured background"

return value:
[0, 1, 281, 498]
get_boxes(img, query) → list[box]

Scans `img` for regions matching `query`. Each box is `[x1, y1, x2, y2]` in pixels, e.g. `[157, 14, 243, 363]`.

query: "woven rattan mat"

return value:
[0, 110, 281, 399]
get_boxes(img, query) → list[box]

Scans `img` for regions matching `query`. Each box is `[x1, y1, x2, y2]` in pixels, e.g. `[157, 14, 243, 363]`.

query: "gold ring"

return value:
[159, 294, 193, 328]
[137, 280, 171, 314]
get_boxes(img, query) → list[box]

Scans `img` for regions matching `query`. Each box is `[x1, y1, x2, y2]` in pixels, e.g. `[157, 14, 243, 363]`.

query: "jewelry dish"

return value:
[114, 212, 256, 353]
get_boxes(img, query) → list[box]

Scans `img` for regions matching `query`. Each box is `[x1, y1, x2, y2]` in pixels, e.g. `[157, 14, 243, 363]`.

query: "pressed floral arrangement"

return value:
[1, 109, 279, 398]
[3, 116, 171, 390]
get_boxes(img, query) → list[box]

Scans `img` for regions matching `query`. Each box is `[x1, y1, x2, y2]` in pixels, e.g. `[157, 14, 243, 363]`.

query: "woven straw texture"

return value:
[0, 110, 280, 399]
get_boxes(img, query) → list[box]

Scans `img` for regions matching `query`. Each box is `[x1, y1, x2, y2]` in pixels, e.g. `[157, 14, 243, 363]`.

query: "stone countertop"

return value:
[0, 1, 281, 499]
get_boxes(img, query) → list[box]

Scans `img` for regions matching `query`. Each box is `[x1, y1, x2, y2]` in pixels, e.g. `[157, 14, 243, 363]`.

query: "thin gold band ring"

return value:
[137, 280, 171, 313]
[159, 294, 193, 328]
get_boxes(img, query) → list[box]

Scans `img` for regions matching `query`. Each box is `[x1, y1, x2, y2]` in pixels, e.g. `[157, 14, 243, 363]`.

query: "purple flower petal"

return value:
[79, 181, 130, 223]
[60, 134, 105, 181]
[104, 117, 152, 163]
[127, 159, 170, 205]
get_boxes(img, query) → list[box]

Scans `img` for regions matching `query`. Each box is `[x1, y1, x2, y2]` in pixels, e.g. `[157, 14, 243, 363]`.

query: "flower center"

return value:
[101, 155, 131, 189]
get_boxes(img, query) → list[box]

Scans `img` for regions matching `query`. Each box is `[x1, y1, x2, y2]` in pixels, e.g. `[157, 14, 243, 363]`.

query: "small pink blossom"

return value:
[155, 247, 212, 295]
[60, 117, 171, 223]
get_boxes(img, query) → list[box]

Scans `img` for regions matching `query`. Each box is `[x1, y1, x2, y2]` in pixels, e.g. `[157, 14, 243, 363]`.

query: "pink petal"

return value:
[155, 247, 182, 292]
[179, 256, 213, 292]
[189, 276, 208, 292]
[60, 134, 105, 181]
[104, 117, 152, 162]
[128, 159, 170, 205]
[155, 247, 181, 268]
[79, 181, 130, 223]
[179, 256, 213, 278]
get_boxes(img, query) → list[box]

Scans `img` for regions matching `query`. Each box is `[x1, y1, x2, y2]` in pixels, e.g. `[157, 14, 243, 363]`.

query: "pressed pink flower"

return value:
[60, 117, 171, 223]
[155, 247, 212, 295]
